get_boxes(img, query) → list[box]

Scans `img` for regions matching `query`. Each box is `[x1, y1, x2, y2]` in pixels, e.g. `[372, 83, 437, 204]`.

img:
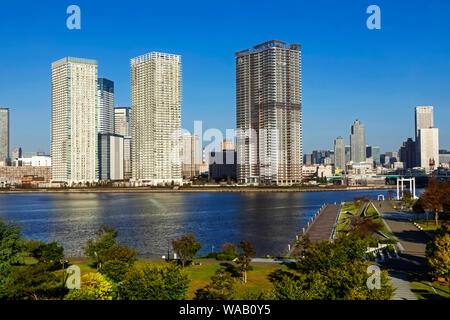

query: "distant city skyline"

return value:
[1, 1, 449, 154]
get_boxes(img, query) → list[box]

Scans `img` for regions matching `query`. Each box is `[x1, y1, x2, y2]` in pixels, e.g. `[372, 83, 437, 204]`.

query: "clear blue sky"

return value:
[0, 0, 449, 155]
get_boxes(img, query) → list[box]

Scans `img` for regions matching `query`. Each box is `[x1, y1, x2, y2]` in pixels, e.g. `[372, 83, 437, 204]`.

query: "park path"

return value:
[374, 200, 430, 300]
[306, 204, 341, 243]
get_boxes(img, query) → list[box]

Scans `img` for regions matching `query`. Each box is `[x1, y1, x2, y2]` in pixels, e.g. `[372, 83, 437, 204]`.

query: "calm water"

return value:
[0, 189, 395, 257]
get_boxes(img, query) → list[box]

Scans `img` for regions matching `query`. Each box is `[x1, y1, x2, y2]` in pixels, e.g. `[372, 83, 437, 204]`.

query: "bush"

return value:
[65, 273, 114, 300]
[120, 262, 190, 300]
[216, 253, 236, 261]
[99, 260, 130, 283]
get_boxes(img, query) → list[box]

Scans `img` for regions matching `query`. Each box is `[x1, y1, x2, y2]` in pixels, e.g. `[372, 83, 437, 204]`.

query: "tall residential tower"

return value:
[131, 52, 182, 185]
[235, 40, 302, 185]
[0, 108, 9, 165]
[51, 57, 98, 183]
[334, 136, 346, 172]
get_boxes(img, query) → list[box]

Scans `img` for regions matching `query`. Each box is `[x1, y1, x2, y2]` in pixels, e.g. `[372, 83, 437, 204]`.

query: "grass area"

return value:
[336, 202, 359, 233]
[414, 218, 450, 233]
[51, 257, 287, 300]
[410, 279, 450, 300]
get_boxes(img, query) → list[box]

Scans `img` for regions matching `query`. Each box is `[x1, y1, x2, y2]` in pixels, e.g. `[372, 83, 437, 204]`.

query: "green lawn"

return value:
[51, 257, 287, 300]
[410, 279, 450, 300]
[414, 218, 450, 233]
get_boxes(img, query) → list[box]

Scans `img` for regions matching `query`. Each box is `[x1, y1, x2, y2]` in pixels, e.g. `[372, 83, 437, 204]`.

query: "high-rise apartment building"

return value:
[334, 136, 346, 172]
[350, 119, 366, 163]
[98, 133, 124, 180]
[181, 133, 201, 180]
[0, 108, 9, 165]
[114, 107, 131, 137]
[97, 78, 114, 134]
[51, 57, 98, 183]
[131, 52, 182, 185]
[236, 40, 302, 185]
[114, 107, 132, 179]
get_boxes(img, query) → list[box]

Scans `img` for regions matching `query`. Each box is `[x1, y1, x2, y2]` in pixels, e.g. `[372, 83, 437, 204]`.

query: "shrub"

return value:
[120, 262, 189, 300]
[65, 273, 114, 300]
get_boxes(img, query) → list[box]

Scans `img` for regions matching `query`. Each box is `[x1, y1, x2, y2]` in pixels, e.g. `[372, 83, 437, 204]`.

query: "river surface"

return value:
[0, 189, 405, 257]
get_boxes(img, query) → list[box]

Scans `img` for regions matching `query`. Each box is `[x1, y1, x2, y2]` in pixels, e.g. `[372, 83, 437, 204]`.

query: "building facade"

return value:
[181, 133, 201, 179]
[51, 57, 98, 183]
[114, 107, 132, 179]
[97, 78, 114, 134]
[417, 128, 439, 172]
[350, 119, 366, 164]
[98, 133, 124, 180]
[415, 106, 433, 139]
[131, 52, 182, 185]
[0, 108, 9, 165]
[236, 40, 302, 185]
[399, 138, 416, 169]
[334, 136, 346, 172]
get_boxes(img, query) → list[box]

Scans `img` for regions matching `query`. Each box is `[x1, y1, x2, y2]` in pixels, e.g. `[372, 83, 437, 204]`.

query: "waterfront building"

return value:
[334, 136, 346, 172]
[209, 150, 237, 182]
[16, 155, 51, 167]
[181, 133, 201, 180]
[0, 108, 9, 166]
[0, 166, 51, 186]
[236, 40, 302, 185]
[131, 52, 182, 185]
[350, 119, 366, 164]
[51, 57, 98, 183]
[11, 147, 22, 166]
[366, 146, 381, 167]
[114, 107, 132, 180]
[98, 133, 124, 181]
[97, 78, 114, 134]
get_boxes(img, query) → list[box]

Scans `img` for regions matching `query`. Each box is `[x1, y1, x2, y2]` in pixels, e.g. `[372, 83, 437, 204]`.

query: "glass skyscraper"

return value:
[350, 119, 366, 164]
[0, 108, 9, 165]
[97, 78, 114, 135]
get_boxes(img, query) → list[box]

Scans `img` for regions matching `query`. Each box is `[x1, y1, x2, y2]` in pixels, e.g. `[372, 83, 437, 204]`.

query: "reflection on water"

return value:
[0, 189, 400, 257]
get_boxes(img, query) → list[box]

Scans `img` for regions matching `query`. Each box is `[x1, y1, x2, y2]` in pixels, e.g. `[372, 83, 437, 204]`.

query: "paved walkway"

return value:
[374, 200, 430, 300]
[305, 204, 340, 243]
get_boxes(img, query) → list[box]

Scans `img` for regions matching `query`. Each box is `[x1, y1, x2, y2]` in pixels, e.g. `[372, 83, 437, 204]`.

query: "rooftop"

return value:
[235, 40, 301, 57]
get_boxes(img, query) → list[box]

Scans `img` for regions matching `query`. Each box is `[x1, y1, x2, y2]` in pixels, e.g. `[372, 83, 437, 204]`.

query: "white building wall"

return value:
[418, 127, 439, 172]
[51, 57, 98, 183]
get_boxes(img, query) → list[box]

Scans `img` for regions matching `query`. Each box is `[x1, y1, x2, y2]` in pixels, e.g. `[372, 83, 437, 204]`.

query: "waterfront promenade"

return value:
[288, 203, 340, 256]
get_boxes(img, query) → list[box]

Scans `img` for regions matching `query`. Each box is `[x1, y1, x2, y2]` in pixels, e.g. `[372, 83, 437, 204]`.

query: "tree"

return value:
[236, 241, 255, 284]
[65, 273, 114, 300]
[172, 234, 202, 267]
[30, 241, 64, 267]
[221, 243, 237, 256]
[120, 262, 189, 300]
[2, 263, 67, 300]
[0, 220, 27, 298]
[426, 227, 450, 293]
[421, 178, 445, 226]
[194, 268, 235, 300]
[99, 260, 130, 283]
[84, 226, 137, 269]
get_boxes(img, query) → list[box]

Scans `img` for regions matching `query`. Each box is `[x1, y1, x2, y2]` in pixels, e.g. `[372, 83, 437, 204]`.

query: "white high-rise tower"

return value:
[51, 57, 98, 183]
[131, 52, 182, 185]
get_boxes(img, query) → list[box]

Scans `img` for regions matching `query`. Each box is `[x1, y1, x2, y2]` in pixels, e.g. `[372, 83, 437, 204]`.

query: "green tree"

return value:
[65, 273, 114, 300]
[120, 262, 189, 300]
[99, 260, 130, 283]
[236, 241, 255, 284]
[172, 234, 202, 267]
[2, 263, 67, 300]
[194, 268, 235, 300]
[84, 225, 118, 268]
[84, 226, 137, 269]
[30, 241, 64, 267]
[426, 227, 450, 293]
[0, 220, 27, 298]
